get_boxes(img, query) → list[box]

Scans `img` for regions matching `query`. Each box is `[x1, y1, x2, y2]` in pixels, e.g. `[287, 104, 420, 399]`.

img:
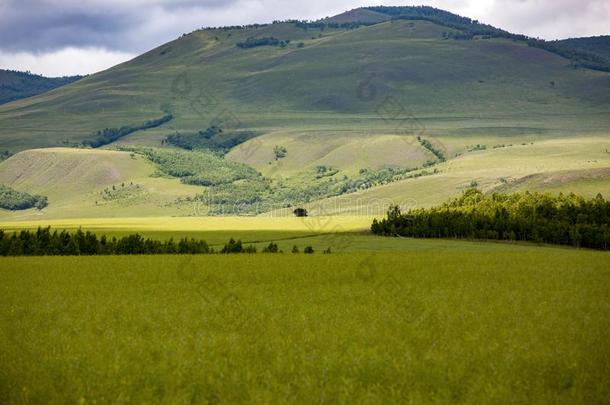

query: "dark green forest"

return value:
[164, 126, 257, 153]
[372, 189, 610, 250]
[0, 69, 82, 105]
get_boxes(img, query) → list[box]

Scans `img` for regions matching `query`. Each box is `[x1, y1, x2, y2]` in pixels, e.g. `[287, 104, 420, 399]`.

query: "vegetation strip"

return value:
[83, 113, 174, 148]
[373, 189, 610, 250]
[0, 227, 322, 256]
[0, 184, 48, 211]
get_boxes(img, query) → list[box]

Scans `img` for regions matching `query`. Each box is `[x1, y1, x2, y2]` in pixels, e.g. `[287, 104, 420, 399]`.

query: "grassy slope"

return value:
[1, 251, 608, 403]
[0, 148, 201, 219]
[298, 136, 610, 215]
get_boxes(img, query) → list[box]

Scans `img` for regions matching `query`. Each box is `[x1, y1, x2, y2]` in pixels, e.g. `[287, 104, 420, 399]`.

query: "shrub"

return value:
[293, 208, 308, 217]
[0, 185, 48, 210]
[262, 242, 280, 253]
[273, 145, 287, 160]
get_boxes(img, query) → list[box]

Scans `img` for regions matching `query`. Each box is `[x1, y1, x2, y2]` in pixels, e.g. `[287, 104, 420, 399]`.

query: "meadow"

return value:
[1, 249, 609, 403]
[0, 10, 608, 404]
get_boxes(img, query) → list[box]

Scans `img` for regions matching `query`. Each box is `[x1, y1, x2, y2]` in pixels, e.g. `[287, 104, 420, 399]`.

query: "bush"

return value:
[0, 185, 48, 210]
[262, 242, 280, 253]
[293, 208, 308, 217]
[273, 145, 287, 160]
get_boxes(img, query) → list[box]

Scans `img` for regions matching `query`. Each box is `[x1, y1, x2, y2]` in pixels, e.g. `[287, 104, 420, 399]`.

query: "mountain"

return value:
[0, 69, 83, 106]
[0, 6, 609, 152]
[0, 6, 608, 219]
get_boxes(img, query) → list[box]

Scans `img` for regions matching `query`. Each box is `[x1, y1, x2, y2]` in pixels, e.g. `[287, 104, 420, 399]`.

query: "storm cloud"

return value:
[0, 0, 608, 76]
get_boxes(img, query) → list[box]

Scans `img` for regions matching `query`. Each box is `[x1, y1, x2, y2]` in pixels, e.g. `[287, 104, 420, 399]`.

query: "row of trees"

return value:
[417, 136, 446, 162]
[83, 113, 173, 148]
[0, 185, 48, 211]
[0, 228, 324, 256]
[372, 189, 610, 250]
[236, 37, 290, 49]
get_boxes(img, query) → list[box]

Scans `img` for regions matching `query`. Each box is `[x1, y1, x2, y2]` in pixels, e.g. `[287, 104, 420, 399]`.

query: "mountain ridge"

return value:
[0, 69, 83, 106]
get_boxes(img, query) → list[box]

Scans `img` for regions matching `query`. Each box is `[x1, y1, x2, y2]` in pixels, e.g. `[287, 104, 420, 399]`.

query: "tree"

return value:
[273, 145, 287, 160]
[293, 208, 308, 217]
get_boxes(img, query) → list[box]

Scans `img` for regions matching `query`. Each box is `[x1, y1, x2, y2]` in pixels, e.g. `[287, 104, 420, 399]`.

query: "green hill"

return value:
[554, 36, 610, 63]
[0, 69, 82, 106]
[0, 7, 609, 152]
[0, 6, 608, 219]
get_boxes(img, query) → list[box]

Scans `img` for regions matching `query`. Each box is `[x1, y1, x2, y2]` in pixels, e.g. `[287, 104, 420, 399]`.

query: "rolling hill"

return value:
[0, 69, 82, 106]
[0, 6, 608, 219]
[0, 148, 201, 219]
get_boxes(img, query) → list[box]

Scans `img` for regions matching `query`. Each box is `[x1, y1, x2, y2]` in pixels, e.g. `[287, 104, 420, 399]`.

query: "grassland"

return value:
[1, 250, 608, 403]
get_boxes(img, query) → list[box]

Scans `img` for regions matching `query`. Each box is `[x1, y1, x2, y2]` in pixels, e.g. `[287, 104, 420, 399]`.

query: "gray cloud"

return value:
[0, 0, 608, 76]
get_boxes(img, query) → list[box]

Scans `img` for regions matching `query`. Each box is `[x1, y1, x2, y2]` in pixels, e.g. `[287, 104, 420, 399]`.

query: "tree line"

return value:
[371, 189, 610, 250]
[236, 37, 290, 49]
[0, 228, 323, 256]
[83, 113, 174, 148]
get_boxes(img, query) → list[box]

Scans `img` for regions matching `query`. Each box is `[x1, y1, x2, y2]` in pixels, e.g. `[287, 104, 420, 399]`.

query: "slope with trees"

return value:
[372, 189, 610, 250]
[0, 69, 82, 105]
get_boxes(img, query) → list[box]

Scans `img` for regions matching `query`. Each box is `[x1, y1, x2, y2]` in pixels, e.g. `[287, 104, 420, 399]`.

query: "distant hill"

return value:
[0, 6, 609, 152]
[553, 36, 610, 63]
[0, 69, 82, 105]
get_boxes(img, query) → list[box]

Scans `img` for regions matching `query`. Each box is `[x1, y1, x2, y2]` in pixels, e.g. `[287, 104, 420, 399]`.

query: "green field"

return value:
[1, 250, 608, 403]
[1, 6, 609, 404]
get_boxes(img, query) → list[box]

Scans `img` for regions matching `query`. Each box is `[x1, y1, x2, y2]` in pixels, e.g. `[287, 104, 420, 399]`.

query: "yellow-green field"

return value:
[1, 250, 608, 403]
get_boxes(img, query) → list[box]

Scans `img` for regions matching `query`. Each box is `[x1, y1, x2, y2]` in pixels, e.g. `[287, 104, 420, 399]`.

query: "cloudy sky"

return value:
[0, 0, 608, 77]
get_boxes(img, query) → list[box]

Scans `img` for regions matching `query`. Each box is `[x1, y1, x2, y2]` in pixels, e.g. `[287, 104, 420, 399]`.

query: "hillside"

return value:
[0, 7, 609, 153]
[0, 69, 82, 106]
[0, 6, 608, 219]
[0, 148, 201, 219]
[554, 36, 610, 63]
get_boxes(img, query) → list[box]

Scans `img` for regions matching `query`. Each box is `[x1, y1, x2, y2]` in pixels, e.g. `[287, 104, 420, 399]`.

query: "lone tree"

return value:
[293, 207, 308, 217]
